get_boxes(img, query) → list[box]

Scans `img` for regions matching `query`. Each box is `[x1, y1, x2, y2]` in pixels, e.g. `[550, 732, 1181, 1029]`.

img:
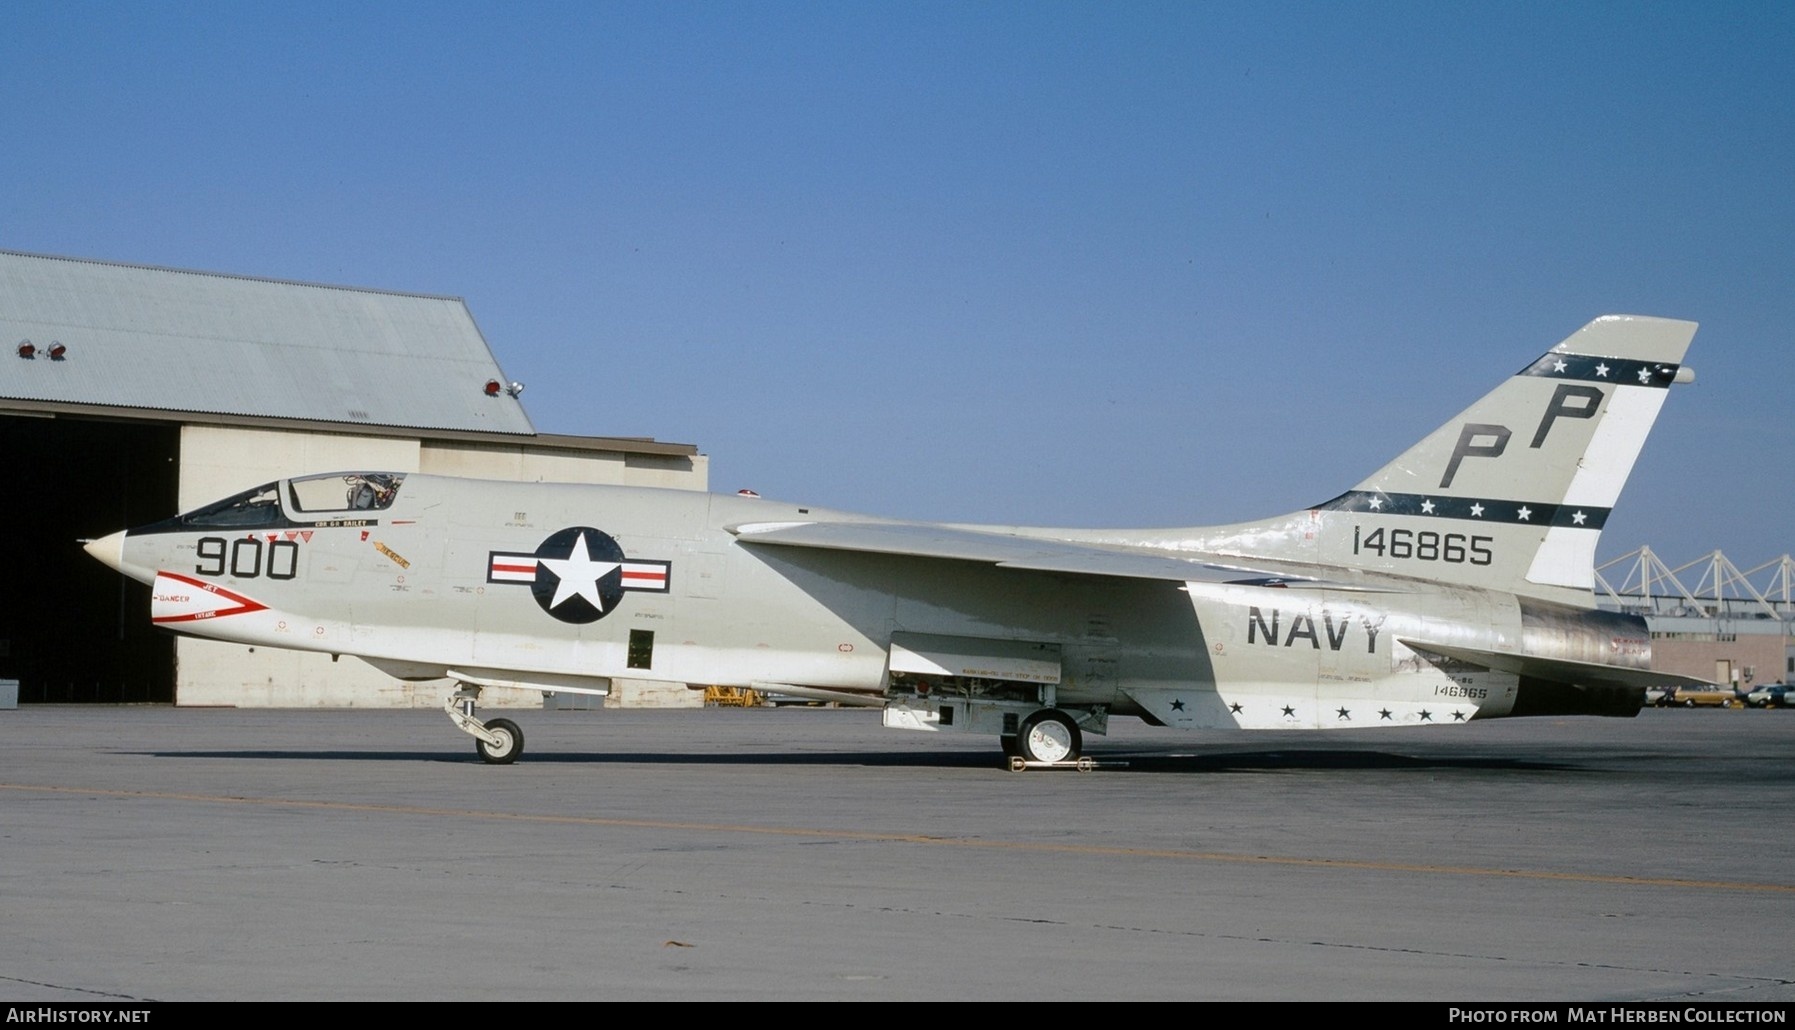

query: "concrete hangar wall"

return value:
[0, 250, 706, 708]
[1646, 611, 1793, 692]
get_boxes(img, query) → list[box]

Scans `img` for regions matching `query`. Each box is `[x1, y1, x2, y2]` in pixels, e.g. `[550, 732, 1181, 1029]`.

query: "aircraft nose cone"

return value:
[83, 530, 127, 573]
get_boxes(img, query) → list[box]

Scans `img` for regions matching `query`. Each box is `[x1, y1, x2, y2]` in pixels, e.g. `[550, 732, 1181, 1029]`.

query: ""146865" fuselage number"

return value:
[1353, 526, 1493, 565]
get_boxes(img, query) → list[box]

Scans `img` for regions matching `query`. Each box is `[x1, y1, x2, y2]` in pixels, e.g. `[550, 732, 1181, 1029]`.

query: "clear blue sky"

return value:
[4, 2, 1790, 574]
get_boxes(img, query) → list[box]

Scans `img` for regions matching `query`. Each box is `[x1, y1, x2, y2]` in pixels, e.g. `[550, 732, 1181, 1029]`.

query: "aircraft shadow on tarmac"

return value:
[126, 747, 1577, 773]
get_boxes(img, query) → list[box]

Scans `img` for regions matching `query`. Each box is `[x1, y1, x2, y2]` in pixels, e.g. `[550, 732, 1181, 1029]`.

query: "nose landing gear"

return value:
[445, 685, 526, 764]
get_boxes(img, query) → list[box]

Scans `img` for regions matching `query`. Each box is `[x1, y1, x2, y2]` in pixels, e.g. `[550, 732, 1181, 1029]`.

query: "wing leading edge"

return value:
[727, 519, 1352, 587]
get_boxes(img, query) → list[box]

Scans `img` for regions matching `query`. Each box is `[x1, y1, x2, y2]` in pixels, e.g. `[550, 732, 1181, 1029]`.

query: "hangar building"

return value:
[0, 250, 706, 707]
[1598, 548, 1795, 694]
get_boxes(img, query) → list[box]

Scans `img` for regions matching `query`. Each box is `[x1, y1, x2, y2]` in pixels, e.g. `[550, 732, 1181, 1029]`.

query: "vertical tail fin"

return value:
[1197, 316, 1697, 604]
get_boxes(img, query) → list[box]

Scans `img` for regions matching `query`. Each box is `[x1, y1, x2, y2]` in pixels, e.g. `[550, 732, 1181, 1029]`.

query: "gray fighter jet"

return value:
[86, 315, 1707, 765]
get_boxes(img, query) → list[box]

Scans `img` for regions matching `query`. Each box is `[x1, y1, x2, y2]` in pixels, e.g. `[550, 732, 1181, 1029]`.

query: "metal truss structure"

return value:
[1596, 548, 1795, 623]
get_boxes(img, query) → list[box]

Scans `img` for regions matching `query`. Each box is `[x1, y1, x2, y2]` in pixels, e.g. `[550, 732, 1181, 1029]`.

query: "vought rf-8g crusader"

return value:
[86, 315, 1709, 766]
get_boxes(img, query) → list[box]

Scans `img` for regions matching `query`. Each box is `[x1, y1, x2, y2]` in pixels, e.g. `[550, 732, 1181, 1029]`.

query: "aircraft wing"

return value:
[728, 519, 1329, 586]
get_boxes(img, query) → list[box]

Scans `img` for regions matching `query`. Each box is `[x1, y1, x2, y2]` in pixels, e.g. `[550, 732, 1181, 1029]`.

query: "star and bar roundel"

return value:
[487, 527, 671, 624]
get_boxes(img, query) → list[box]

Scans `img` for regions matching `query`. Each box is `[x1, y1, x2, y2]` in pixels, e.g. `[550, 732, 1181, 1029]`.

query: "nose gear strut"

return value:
[445, 685, 525, 764]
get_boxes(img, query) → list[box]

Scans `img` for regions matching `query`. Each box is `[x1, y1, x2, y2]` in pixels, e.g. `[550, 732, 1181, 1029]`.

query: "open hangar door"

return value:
[0, 414, 179, 702]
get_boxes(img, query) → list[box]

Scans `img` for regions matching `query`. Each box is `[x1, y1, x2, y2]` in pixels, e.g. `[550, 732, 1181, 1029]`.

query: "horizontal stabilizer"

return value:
[1401, 639, 1713, 691]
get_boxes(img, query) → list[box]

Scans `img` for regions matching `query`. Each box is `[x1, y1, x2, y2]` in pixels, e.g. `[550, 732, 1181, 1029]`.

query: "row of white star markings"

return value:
[1348, 491, 1602, 527]
[1223, 700, 1474, 723]
[1524, 353, 1677, 387]
[1554, 357, 1656, 384]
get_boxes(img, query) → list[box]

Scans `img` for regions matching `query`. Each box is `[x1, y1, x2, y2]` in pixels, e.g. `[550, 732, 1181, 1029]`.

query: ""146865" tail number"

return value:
[1353, 527, 1492, 565]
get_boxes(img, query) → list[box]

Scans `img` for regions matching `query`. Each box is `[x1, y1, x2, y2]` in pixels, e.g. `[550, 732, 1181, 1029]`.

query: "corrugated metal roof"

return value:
[0, 250, 536, 435]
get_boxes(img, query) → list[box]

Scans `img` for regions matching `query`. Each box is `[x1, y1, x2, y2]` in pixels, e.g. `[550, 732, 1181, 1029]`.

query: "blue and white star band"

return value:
[1313, 491, 1609, 529]
[1518, 352, 1680, 388]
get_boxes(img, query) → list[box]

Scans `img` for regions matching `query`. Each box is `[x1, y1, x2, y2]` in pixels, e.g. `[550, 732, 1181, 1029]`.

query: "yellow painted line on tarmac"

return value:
[4, 781, 1790, 894]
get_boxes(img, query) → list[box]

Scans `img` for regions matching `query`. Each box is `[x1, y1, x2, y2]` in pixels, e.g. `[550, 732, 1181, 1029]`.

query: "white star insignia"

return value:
[1594, 363, 1610, 377]
[1469, 503, 1484, 517]
[1420, 499, 1435, 514]
[1552, 359, 1568, 373]
[1572, 510, 1587, 525]
[538, 532, 621, 611]
[1367, 496, 1383, 511]
[1636, 368, 1651, 384]
[1516, 506, 1533, 521]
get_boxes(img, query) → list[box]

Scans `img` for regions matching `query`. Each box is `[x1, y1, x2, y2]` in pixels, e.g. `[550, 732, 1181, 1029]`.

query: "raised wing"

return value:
[727, 518, 1355, 587]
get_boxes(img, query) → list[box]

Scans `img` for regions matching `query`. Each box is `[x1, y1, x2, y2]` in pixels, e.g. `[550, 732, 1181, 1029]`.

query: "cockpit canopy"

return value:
[177, 472, 407, 529]
[286, 472, 405, 514]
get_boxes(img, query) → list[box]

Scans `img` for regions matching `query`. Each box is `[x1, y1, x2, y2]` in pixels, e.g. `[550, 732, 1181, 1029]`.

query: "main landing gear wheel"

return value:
[477, 718, 524, 765]
[1016, 710, 1082, 764]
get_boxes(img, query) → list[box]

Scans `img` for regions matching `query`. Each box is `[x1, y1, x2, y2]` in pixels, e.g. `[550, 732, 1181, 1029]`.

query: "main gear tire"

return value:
[1016, 710, 1081, 764]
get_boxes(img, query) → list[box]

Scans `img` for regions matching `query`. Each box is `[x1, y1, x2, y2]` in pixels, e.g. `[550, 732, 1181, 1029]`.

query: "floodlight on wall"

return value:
[16, 340, 34, 359]
[505, 381, 524, 397]
[47, 342, 66, 360]
[483, 379, 503, 397]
